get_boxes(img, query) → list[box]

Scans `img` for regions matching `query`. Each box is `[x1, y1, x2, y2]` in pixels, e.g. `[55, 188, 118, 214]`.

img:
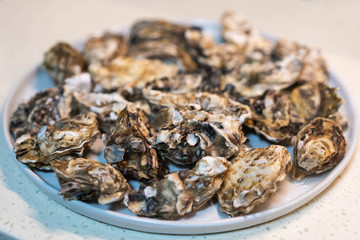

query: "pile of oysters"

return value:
[9, 11, 347, 219]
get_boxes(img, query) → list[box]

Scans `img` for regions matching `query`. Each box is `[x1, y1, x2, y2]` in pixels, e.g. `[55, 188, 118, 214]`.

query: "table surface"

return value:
[1, 0, 360, 239]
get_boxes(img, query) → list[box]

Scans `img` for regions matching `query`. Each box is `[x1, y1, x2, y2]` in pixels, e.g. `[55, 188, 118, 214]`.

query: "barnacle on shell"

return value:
[291, 117, 346, 180]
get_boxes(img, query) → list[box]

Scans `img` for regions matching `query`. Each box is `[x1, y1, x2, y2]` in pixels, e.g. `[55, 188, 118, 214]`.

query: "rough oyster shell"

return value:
[217, 145, 292, 216]
[14, 113, 100, 170]
[221, 11, 274, 62]
[9, 88, 67, 139]
[150, 106, 246, 165]
[125, 156, 230, 219]
[144, 72, 203, 94]
[51, 158, 129, 204]
[246, 82, 344, 142]
[89, 57, 178, 93]
[129, 20, 188, 45]
[184, 28, 245, 73]
[43, 42, 85, 86]
[142, 89, 252, 125]
[83, 33, 127, 65]
[291, 117, 346, 180]
[104, 103, 167, 181]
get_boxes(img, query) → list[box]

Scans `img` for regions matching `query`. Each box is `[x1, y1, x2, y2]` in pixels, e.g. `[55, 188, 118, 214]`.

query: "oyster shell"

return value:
[272, 38, 328, 84]
[51, 158, 129, 204]
[142, 89, 252, 124]
[89, 57, 178, 93]
[125, 156, 230, 219]
[184, 28, 245, 73]
[217, 145, 292, 216]
[144, 72, 203, 94]
[129, 20, 188, 45]
[14, 113, 100, 170]
[246, 82, 344, 142]
[221, 11, 274, 62]
[83, 33, 127, 65]
[9, 88, 66, 139]
[43, 42, 85, 86]
[104, 103, 167, 181]
[150, 106, 246, 165]
[291, 117, 346, 180]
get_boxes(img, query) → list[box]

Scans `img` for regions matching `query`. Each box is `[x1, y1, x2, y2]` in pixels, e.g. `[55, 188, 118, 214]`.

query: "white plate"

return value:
[2, 20, 358, 234]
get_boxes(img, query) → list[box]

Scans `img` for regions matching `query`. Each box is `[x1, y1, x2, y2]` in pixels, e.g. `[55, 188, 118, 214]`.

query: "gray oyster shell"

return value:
[150, 106, 246, 165]
[291, 117, 346, 180]
[104, 103, 167, 181]
[89, 57, 178, 93]
[217, 145, 292, 216]
[125, 156, 230, 219]
[43, 42, 85, 86]
[142, 89, 252, 125]
[83, 33, 127, 65]
[9, 88, 67, 139]
[51, 158, 129, 204]
[14, 113, 100, 170]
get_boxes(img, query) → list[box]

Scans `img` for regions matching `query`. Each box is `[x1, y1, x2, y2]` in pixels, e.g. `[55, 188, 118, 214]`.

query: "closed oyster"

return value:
[129, 20, 188, 45]
[184, 28, 245, 73]
[125, 156, 230, 219]
[151, 106, 246, 165]
[291, 117, 346, 180]
[43, 42, 85, 86]
[9, 88, 66, 139]
[144, 72, 203, 94]
[83, 33, 127, 65]
[89, 57, 178, 93]
[246, 82, 344, 142]
[223, 54, 303, 98]
[104, 103, 166, 181]
[51, 158, 129, 204]
[14, 113, 100, 170]
[72, 91, 129, 133]
[272, 38, 328, 84]
[142, 89, 252, 124]
[217, 145, 292, 216]
[221, 11, 274, 62]
[127, 39, 197, 72]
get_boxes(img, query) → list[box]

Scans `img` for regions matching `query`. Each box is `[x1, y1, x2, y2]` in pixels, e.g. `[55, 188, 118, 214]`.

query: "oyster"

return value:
[151, 106, 246, 165]
[272, 38, 328, 84]
[223, 54, 303, 98]
[142, 89, 252, 124]
[125, 156, 230, 219]
[144, 72, 203, 94]
[43, 42, 85, 86]
[221, 11, 274, 62]
[217, 145, 292, 216]
[72, 91, 129, 133]
[83, 33, 127, 65]
[14, 113, 100, 170]
[51, 158, 129, 204]
[246, 82, 344, 142]
[129, 20, 188, 44]
[89, 57, 178, 93]
[291, 117, 346, 180]
[104, 103, 166, 181]
[184, 28, 245, 73]
[9, 88, 66, 139]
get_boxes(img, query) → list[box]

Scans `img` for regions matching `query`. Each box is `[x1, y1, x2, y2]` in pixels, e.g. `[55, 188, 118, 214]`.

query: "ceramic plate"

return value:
[2, 20, 358, 234]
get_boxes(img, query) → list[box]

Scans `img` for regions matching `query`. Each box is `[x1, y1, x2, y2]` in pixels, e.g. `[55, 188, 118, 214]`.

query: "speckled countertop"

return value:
[1, 0, 360, 239]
